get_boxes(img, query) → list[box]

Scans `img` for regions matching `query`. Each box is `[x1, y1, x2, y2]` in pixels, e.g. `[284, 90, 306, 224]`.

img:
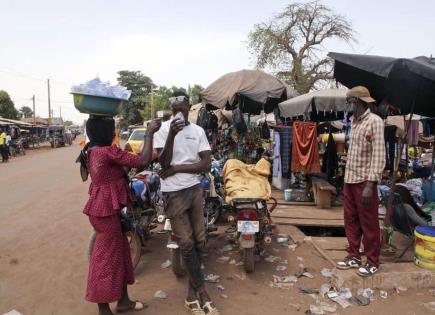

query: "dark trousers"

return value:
[1, 145, 8, 162]
[344, 182, 381, 267]
[164, 184, 205, 290]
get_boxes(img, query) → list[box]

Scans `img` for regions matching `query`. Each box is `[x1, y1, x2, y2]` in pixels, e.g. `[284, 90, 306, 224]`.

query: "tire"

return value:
[88, 230, 142, 270]
[244, 247, 255, 273]
[170, 248, 186, 277]
[204, 198, 221, 226]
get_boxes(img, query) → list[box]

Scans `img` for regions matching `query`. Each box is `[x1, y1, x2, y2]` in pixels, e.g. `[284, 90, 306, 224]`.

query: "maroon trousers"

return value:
[343, 182, 380, 267]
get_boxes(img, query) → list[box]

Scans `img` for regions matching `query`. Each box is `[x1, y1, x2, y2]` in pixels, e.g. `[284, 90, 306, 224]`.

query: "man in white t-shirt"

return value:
[154, 91, 219, 315]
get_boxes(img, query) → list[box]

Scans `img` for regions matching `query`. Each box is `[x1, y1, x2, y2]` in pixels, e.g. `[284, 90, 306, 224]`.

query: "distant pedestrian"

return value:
[336, 86, 385, 277]
[0, 129, 8, 162]
[81, 116, 161, 315]
[6, 132, 12, 157]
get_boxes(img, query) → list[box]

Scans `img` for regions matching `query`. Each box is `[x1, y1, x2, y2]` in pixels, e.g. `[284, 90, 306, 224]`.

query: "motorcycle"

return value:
[201, 158, 226, 225]
[229, 197, 277, 273]
[10, 139, 26, 157]
[88, 167, 163, 270]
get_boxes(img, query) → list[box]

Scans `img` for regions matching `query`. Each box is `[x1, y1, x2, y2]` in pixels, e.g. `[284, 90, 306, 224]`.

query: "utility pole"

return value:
[47, 79, 52, 125]
[32, 95, 36, 124]
[150, 91, 154, 119]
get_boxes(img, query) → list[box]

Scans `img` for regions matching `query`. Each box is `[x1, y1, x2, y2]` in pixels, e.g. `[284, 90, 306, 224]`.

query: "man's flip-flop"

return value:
[184, 300, 206, 315]
[116, 301, 147, 313]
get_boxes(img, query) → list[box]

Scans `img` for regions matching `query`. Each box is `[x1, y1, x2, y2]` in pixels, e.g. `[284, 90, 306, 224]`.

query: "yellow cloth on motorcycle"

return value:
[223, 158, 271, 204]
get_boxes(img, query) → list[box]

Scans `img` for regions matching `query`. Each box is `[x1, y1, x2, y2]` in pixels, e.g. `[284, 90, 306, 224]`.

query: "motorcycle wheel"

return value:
[243, 247, 255, 273]
[88, 230, 142, 270]
[204, 198, 221, 226]
[170, 248, 186, 277]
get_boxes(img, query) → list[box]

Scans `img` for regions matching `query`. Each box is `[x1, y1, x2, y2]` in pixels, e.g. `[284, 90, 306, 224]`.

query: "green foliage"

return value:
[142, 85, 188, 120]
[188, 84, 204, 104]
[117, 70, 155, 128]
[247, 1, 355, 93]
[0, 90, 19, 119]
[20, 106, 33, 118]
[64, 120, 74, 127]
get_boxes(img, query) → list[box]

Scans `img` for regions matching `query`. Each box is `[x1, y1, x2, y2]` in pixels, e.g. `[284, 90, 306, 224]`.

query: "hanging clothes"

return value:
[272, 131, 281, 177]
[291, 121, 320, 173]
[278, 126, 292, 176]
[384, 125, 397, 172]
[405, 120, 419, 145]
[321, 133, 338, 180]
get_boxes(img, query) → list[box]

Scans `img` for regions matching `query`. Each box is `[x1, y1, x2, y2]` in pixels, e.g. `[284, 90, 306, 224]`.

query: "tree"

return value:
[64, 120, 74, 127]
[188, 84, 204, 104]
[0, 90, 19, 119]
[247, 1, 355, 94]
[117, 70, 155, 128]
[20, 106, 33, 118]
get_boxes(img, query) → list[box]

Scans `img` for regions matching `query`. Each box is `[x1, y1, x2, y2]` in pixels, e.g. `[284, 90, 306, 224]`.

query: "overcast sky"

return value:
[1, 0, 434, 123]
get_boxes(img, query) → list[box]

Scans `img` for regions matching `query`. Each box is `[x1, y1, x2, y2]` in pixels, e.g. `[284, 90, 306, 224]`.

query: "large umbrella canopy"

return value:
[201, 69, 287, 115]
[328, 52, 435, 117]
[278, 88, 347, 118]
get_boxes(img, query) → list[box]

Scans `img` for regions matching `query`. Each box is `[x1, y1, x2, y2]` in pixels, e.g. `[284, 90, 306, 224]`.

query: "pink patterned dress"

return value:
[83, 145, 142, 303]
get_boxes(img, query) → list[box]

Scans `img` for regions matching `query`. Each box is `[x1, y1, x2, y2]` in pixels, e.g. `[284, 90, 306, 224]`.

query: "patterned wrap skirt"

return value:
[86, 214, 134, 303]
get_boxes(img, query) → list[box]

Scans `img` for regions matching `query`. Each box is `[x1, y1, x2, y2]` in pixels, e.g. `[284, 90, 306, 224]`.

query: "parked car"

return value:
[125, 127, 146, 153]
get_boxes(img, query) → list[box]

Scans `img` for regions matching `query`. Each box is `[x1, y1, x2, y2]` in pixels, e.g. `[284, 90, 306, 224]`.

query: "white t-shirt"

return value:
[154, 120, 211, 192]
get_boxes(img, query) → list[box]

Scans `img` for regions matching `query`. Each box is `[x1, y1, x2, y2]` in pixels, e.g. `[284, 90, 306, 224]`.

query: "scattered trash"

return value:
[395, 286, 408, 294]
[265, 255, 281, 263]
[235, 261, 244, 266]
[273, 275, 298, 283]
[272, 248, 280, 254]
[357, 288, 374, 301]
[297, 256, 304, 262]
[220, 244, 233, 253]
[3, 310, 23, 315]
[339, 288, 352, 299]
[234, 273, 246, 281]
[216, 256, 230, 263]
[154, 290, 167, 299]
[216, 285, 225, 291]
[327, 291, 352, 309]
[286, 244, 298, 251]
[220, 294, 229, 299]
[276, 234, 289, 244]
[423, 302, 435, 311]
[302, 272, 314, 279]
[355, 294, 370, 306]
[276, 265, 287, 272]
[309, 302, 337, 314]
[430, 289, 435, 296]
[229, 259, 237, 265]
[298, 285, 319, 294]
[260, 249, 267, 256]
[205, 274, 220, 283]
[309, 304, 324, 315]
[288, 303, 301, 311]
[281, 259, 288, 265]
[320, 284, 332, 297]
[160, 259, 172, 269]
[380, 290, 388, 299]
[320, 268, 333, 278]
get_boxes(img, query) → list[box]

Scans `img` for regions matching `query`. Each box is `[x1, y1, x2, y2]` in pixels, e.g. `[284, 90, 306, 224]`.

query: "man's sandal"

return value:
[185, 300, 206, 315]
[116, 301, 146, 313]
[202, 301, 221, 315]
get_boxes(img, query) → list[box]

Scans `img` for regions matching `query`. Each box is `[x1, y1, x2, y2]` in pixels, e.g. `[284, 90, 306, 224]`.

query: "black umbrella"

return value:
[328, 52, 435, 117]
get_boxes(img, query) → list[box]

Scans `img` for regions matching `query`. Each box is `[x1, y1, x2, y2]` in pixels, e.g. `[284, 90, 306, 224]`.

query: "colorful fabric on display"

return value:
[278, 126, 292, 176]
[405, 120, 419, 145]
[273, 131, 281, 177]
[291, 121, 320, 174]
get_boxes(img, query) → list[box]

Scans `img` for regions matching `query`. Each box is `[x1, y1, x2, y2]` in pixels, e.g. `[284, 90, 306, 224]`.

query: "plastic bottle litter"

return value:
[380, 290, 388, 299]
[216, 284, 225, 291]
[220, 294, 229, 299]
[286, 244, 298, 251]
[154, 290, 168, 299]
[71, 77, 131, 100]
[205, 274, 220, 283]
[395, 286, 408, 294]
[327, 291, 352, 309]
[216, 256, 230, 263]
[320, 268, 333, 278]
[298, 285, 319, 294]
[356, 294, 370, 306]
[339, 288, 352, 299]
[160, 259, 172, 269]
[273, 275, 298, 283]
[265, 255, 281, 263]
[309, 304, 325, 315]
[276, 265, 287, 272]
[320, 284, 332, 297]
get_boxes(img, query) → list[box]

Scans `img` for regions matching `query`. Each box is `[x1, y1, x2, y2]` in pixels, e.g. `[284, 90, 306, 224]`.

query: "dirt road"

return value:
[0, 143, 433, 315]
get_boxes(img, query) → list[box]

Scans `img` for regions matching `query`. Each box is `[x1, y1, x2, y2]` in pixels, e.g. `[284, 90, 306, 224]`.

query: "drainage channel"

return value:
[296, 226, 346, 237]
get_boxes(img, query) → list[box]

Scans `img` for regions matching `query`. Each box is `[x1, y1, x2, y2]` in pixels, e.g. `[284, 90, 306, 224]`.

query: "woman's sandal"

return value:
[202, 301, 221, 315]
[116, 301, 147, 313]
[185, 300, 206, 315]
